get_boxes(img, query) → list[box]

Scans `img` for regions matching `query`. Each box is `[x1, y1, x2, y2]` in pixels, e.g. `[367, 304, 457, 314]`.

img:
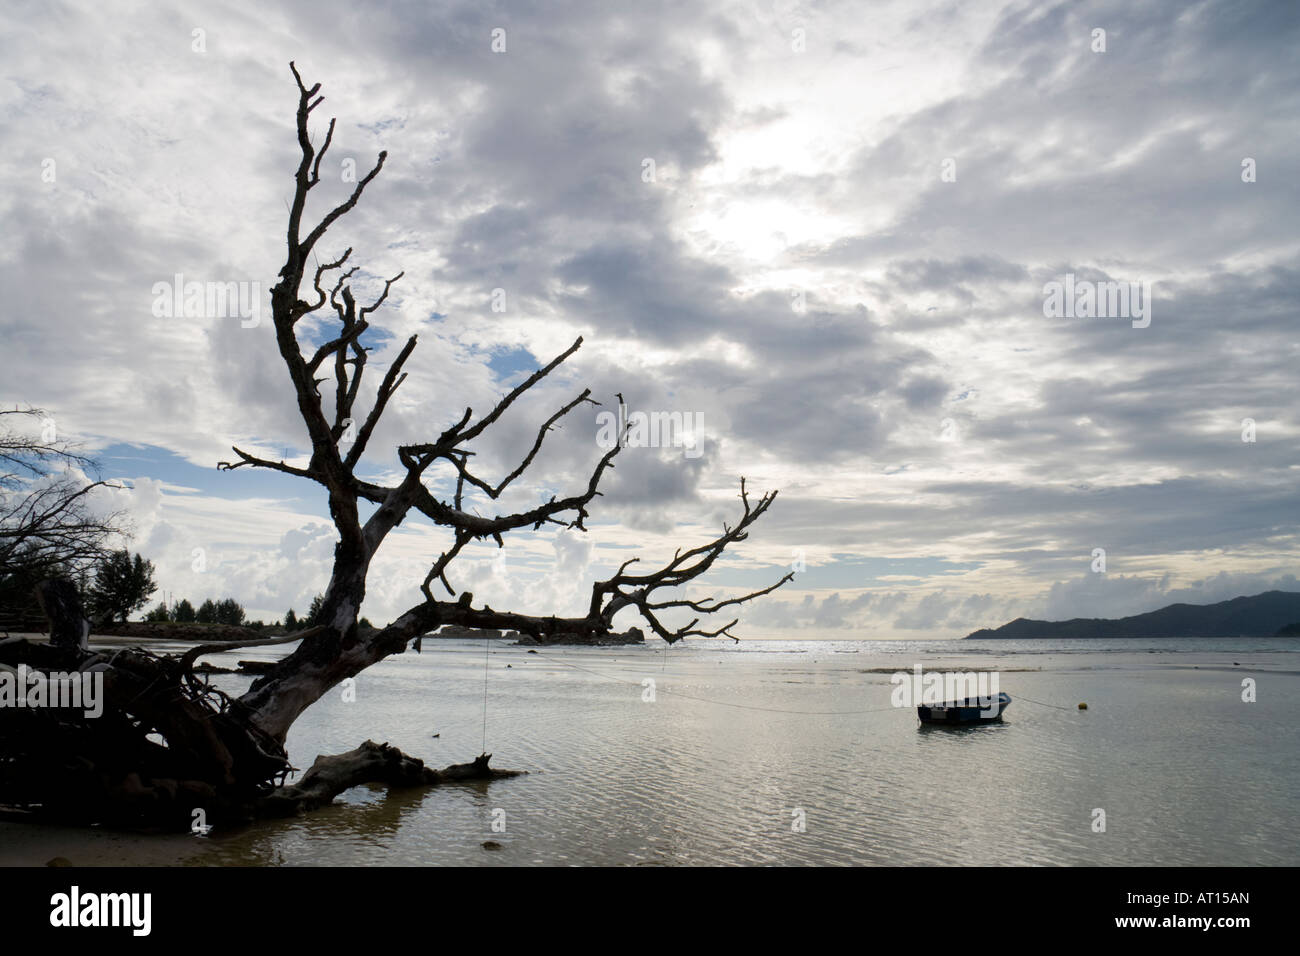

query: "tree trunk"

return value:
[33, 578, 89, 652]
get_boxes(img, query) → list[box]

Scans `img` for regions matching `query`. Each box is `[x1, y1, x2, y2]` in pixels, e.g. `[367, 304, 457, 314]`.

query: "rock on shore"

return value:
[507, 627, 645, 647]
[424, 623, 644, 645]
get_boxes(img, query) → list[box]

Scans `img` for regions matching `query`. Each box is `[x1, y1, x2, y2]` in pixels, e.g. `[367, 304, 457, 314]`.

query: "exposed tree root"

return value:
[258, 742, 523, 818]
[1, 629, 520, 831]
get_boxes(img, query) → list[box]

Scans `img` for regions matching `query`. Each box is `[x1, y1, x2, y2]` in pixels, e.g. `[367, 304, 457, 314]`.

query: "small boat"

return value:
[918, 692, 1011, 725]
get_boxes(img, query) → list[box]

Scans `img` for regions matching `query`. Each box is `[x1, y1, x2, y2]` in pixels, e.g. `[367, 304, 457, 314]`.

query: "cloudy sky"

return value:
[2, 0, 1297, 638]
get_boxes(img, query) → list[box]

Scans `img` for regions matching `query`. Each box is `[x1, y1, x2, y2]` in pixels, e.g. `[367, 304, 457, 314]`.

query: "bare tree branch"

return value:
[216, 446, 316, 481]
[229, 65, 784, 742]
[585, 479, 792, 643]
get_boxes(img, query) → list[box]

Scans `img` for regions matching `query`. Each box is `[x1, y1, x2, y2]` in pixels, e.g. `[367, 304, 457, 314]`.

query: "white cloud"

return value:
[4, 0, 1297, 637]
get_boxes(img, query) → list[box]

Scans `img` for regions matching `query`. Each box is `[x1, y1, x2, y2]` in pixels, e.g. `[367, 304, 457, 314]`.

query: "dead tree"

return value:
[0, 64, 789, 830]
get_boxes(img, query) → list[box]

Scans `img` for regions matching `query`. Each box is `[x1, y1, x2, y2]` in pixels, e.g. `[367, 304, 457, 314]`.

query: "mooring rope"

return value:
[1009, 692, 1079, 712]
[481, 633, 491, 751]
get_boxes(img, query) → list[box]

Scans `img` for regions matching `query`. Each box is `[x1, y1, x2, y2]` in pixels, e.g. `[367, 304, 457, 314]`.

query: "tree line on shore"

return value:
[141, 588, 372, 632]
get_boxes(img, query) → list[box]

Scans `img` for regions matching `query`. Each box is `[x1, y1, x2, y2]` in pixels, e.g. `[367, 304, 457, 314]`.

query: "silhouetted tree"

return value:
[143, 601, 171, 623]
[0, 64, 787, 829]
[305, 593, 325, 628]
[215, 597, 245, 626]
[87, 550, 156, 624]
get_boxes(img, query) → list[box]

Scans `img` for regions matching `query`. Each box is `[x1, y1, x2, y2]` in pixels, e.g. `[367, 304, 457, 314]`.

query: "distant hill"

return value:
[966, 591, 1300, 640]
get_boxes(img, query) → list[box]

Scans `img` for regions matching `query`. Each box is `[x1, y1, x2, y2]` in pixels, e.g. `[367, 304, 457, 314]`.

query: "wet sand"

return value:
[0, 819, 212, 867]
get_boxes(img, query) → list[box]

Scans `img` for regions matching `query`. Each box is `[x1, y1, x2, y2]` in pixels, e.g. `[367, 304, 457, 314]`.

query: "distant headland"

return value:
[966, 590, 1300, 640]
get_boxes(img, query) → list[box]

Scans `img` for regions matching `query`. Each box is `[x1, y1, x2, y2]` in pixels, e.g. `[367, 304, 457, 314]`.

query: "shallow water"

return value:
[3, 637, 1297, 866]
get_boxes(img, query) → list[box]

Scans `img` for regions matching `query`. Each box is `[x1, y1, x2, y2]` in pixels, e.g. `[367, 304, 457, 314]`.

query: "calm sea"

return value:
[3, 636, 1298, 866]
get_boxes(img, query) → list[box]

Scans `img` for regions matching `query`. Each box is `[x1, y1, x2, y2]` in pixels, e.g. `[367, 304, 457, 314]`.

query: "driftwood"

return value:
[259, 742, 522, 817]
[212, 64, 789, 747]
[178, 628, 318, 669]
[236, 660, 278, 674]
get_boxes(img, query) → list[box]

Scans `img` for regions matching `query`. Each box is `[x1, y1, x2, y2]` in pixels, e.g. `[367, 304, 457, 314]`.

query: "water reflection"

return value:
[10, 638, 1299, 866]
